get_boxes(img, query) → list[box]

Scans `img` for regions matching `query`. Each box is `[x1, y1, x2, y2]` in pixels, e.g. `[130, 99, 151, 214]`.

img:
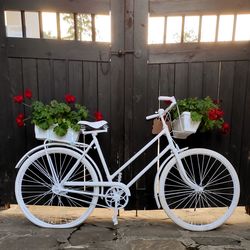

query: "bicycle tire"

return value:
[15, 147, 99, 228]
[159, 148, 240, 231]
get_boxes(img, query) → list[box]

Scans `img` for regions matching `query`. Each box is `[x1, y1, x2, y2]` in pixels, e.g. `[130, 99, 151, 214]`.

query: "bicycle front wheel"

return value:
[159, 148, 240, 231]
[15, 147, 99, 228]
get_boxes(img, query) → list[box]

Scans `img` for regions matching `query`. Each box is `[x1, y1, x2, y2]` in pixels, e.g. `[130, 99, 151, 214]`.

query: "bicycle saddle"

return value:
[78, 120, 108, 129]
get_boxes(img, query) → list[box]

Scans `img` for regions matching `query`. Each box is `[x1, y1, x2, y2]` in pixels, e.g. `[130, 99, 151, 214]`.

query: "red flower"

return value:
[94, 111, 103, 121]
[216, 109, 224, 119]
[208, 109, 218, 120]
[221, 122, 230, 134]
[24, 89, 32, 99]
[164, 100, 172, 105]
[208, 108, 224, 120]
[17, 113, 25, 119]
[13, 95, 24, 104]
[15, 116, 24, 127]
[65, 93, 76, 104]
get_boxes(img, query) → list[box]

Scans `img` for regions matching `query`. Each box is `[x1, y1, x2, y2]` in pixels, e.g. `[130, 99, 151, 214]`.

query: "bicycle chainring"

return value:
[105, 186, 129, 209]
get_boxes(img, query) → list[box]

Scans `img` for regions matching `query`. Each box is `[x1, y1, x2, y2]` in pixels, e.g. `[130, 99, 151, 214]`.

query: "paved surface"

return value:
[0, 205, 250, 250]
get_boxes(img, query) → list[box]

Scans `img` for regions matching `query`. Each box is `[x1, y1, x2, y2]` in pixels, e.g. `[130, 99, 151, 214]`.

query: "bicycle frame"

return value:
[61, 112, 200, 193]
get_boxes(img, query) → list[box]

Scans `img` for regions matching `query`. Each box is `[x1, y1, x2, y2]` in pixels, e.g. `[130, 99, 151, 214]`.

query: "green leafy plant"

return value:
[13, 90, 88, 136]
[171, 97, 230, 133]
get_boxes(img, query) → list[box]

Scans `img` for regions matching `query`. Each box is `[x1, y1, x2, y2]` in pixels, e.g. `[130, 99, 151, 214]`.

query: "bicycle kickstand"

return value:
[112, 203, 119, 225]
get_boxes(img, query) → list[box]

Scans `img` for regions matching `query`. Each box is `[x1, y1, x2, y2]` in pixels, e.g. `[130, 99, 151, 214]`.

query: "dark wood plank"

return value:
[132, 0, 148, 207]
[69, 60, 83, 104]
[3, 0, 110, 14]
[22, 58, 39, 149]
[147, 64, 160, 116]
[53, 60, 67, 101]
[8, 58, 27, 161]
[203, 62, 219, 98]
[0, 6, 16, 204]
[175, 63, 188, 99]
[230, 61, 248, 175]
[217, 61, 235, 157]
[83, 62, 98, 118]
[124, 0, 134, 163]
[7, 39, 110, 61]
[241, 62, 250, 204]
[150, 0, 250, 16]
[123, 0, 135, 209]
[159, 63, 175, 96]
[37, 59, 53, 103]
[149, 43, 250, 64]
[98, 62, 111, 168]
[110, 0, 125, 172]
[188, 62, 203, 98]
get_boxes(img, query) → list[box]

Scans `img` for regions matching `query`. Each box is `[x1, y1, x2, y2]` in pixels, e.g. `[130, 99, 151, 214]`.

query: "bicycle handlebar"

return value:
[146, 96, 177, 120]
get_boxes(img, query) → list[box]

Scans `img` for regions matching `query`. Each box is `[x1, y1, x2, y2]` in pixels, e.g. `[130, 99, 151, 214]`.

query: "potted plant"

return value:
[170, 97, 230, 139]
[13, 89, 88, 142]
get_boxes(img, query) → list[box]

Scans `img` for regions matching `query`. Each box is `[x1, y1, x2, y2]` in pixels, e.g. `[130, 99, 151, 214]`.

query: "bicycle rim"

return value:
[15, 147, 99, 228]
[159, 148, 240, 231]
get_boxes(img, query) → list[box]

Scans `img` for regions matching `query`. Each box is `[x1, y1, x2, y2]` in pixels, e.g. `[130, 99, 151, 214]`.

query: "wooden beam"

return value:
[150, 0, 250, 16]
[149, 42, 250, 63]
[6, 38, 110, 61]
[3, 0, 110, 14]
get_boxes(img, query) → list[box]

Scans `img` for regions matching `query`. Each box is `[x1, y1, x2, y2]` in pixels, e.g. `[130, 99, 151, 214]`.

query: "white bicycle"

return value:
[15, 96, 240, 231]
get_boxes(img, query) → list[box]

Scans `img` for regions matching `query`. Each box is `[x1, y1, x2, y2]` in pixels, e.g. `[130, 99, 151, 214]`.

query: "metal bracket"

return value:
[110, 49, 142, 58]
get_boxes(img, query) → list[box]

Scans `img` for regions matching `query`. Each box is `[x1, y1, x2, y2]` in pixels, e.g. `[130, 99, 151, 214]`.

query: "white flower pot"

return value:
[172, 112, 201, 139]
[34, 125, 80, 143]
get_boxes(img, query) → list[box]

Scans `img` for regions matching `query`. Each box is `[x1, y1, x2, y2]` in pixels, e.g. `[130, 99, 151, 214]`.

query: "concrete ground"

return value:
[0, 205, 250, 250]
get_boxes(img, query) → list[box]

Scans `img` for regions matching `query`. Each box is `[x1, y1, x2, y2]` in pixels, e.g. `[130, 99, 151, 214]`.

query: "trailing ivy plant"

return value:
[171, 97, 230, 133]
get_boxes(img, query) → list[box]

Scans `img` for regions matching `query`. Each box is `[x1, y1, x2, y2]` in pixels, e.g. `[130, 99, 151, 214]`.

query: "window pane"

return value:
[95, 15, 111, 42]
[25, 12, 40, 38]
[218, 15, 234, 41]
[60, 13, 74, 40]
[184, 16, 199, 43]
[148, 16, 164, 44]
[77, 14, 92, 41]
[235, 14, 250, 41]
[4, 11, 22, 37]
[200, 15, 217, 42]
[166, 16, 182, 43]
[42, 12, 57, 39]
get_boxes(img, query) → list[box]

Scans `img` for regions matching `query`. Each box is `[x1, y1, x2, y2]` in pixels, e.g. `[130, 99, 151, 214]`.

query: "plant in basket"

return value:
[13, 89, 88, 141]
[170, 97, 230, 139]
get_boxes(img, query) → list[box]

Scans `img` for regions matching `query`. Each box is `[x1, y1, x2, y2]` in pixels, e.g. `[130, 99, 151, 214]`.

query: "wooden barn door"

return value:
[145, 0, 250, 207]
[0, 0, 126, 204]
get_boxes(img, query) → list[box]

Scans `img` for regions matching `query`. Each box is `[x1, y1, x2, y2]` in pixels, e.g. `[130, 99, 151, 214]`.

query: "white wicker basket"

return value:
[172, 112, 200, 139]
[34, 125, 80, 143]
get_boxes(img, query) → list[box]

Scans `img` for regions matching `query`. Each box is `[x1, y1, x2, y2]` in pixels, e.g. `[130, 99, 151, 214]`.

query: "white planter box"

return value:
[34, 125, 80, 143]
[172, 112, 201, 139]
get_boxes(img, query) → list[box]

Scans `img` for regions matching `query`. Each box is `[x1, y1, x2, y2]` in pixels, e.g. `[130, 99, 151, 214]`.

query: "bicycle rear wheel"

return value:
[15, 147, 99, 228]
[159, 148, 240, 231]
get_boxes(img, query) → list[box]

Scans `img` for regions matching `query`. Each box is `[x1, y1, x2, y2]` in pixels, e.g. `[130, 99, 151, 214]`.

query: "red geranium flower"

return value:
[208, 108, 224, 120]
[13, 95, 24, 104]
[24, 89, 32, 99]
[17, 113, 25, 119]
[65, 93, 76, 104]
[208, 109, 217, 120]
[94, 111, 103, 121]
[216, 109, 224, 119]
[15, 116, 24, 127]
[221, 122, 230, 134]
